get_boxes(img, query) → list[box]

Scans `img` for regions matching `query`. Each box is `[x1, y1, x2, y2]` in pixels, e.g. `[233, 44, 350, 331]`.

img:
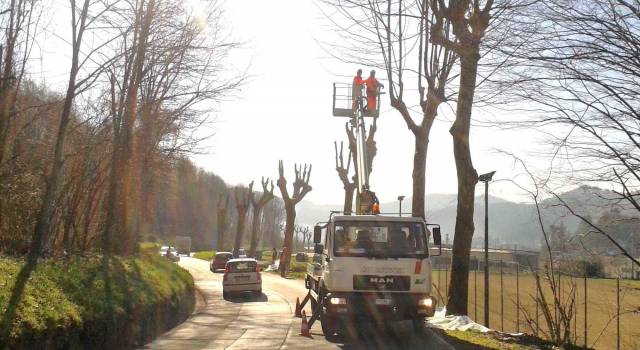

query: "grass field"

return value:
[432, 269, 640, 350]
[193, 250, 216, 261]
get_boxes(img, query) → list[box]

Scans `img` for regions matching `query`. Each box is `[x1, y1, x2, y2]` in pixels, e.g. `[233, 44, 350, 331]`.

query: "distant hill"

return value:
[295, 186, 632, 251]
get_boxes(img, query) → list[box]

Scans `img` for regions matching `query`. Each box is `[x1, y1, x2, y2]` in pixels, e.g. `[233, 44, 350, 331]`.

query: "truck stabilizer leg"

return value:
[307, 289, 324, 329]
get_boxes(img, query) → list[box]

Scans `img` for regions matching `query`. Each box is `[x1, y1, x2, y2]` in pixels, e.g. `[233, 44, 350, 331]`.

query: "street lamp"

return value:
[478, 170, 495, 328]
[397, 195, 405, 216]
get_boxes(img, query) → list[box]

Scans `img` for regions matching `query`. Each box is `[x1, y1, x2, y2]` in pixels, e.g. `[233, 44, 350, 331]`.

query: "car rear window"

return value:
[228, 261, 256, 272]
[215, 254, 230, 261]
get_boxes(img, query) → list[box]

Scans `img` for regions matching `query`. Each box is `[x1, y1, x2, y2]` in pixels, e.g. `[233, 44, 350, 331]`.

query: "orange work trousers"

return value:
[367, 92, 377, 111]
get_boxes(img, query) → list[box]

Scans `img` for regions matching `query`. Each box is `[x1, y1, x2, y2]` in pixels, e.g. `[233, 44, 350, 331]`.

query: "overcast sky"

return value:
[39, 0, 556, 206]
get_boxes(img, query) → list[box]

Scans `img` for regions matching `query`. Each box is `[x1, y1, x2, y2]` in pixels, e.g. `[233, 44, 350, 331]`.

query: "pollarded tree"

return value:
[233, 182, 253, 255]
[334, 141, 356, 214]
[248, 177, 274, 258]
[323, 0, 457, 218]
[276, 160, 312, 276]
[336, 117, 378, 214]
[428, 0, 495, 316]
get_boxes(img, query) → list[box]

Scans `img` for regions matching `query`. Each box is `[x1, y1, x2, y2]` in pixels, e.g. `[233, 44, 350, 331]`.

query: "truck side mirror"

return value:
[314, 243, 324, 254]
[433, 227, 442, 246]
[314, 226, 322, 243]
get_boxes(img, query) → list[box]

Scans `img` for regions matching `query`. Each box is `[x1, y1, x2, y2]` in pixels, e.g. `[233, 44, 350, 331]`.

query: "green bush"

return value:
[192, 250, 216, 261]
[0, 251, 194, 349]
[139, 241, 161, 255]
[261, 250, 273, 260]
[560, 258, 605, 278]
[578, 259, 605, 278]
[290, 261, 307, 273]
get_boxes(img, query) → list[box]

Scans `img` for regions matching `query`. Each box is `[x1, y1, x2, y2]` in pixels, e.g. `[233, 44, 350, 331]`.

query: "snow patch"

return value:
[265, 262, 279, 271]
[427, 307, 490, 333]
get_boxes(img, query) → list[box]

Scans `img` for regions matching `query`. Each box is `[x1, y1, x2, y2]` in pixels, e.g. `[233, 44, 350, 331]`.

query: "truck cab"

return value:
[307, 214, 442, 337]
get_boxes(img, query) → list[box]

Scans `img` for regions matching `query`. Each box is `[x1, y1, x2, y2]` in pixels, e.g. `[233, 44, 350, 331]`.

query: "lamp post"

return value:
[397, 195, 405, 216]
[478, 170, 495, 327]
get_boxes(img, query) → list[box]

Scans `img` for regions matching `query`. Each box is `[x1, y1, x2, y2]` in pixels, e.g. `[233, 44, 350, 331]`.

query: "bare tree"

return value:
[334, 140, 356, 214]
[0, 0, 42, 239]
[428, 0, 495, 315]
[493, 0, 640, 269]
[0, 0, 98, 339]
[276, 160, 312, 276]
[248, 177, 274, 257]
[506, 153, 584, 346]
[323, 0, 457, 218]
[216, 193, 229, 251]
[233, 182, 253, 255]
[132, 0, 244, 241]
[302, 225, 311, 251]
[102, 0, 157, 256]
[261, 198, 285, 249]
[0, 0, 38, 166]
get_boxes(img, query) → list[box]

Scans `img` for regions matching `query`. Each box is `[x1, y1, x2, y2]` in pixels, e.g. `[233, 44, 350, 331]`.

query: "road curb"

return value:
[192, 284, 207, 315]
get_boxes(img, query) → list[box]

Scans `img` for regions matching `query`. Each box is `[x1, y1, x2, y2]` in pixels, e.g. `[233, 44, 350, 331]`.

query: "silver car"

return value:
[222, 258, 261, 299]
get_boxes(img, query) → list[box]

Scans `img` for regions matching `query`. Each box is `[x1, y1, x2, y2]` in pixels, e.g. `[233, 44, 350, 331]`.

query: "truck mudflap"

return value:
[324, 292, 436, 321]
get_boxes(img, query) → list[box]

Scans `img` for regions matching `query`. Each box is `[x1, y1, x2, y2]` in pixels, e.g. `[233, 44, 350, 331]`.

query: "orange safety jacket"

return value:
[365, 76, 379, 94]
[365, 76, 380, 110]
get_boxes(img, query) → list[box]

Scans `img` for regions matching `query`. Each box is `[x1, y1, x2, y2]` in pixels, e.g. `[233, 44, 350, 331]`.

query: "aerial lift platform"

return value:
[296, 79, 442, 339]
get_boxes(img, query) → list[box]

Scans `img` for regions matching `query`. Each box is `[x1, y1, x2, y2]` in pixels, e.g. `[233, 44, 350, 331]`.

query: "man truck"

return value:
[298, 81, 442, 338]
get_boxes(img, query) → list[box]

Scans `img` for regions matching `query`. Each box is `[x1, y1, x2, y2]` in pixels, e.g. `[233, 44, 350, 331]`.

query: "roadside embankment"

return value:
[0, 248, 194, 349]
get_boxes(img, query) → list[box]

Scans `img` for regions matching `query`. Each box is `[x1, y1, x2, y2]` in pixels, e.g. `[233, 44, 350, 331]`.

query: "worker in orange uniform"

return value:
[352, 69, 365, 114]
[365, 70, 384, 113]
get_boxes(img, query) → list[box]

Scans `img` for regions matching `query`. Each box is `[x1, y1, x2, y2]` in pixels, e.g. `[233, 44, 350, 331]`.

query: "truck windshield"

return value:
[332, 221, 428, 258]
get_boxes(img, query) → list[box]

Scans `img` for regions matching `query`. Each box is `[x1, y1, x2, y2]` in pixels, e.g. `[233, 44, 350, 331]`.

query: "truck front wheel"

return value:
[412, 317, 425, 332]
[321, 314, 339, 340]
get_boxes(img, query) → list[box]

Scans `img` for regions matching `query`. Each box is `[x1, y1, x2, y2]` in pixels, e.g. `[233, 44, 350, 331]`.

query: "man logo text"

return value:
[370, 277, 394, 284]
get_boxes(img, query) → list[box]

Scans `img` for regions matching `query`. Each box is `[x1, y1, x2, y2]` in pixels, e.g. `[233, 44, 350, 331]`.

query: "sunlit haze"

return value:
[40, 0, 549, 207]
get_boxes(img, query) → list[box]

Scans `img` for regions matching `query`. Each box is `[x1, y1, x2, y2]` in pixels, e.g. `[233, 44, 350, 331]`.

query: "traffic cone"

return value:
[295, 297, 302, 317]
[300, 310, 311, 337]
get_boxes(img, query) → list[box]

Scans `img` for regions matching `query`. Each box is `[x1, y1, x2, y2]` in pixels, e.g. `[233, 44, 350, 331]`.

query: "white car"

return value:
[222, 258, 262, 299]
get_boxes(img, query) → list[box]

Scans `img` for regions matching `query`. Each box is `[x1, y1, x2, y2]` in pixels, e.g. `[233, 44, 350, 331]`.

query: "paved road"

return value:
[143, 257, 454, 350]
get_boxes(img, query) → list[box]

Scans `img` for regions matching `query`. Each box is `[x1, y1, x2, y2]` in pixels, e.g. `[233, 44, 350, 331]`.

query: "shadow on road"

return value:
[326, 320, 442, 350]
[224, 292, 268, 303]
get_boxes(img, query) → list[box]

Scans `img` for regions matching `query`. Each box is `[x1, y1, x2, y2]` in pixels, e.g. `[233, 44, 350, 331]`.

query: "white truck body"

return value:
[307, 214, 441, 333]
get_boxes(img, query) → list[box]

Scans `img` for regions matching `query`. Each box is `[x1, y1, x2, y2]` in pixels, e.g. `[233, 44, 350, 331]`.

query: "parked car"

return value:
[222, 258, 261, 299]
[210, 252, 233, 272]
[235, 248, 247, 258]
[254, 251, 263, 261]
[295, 252, 308, 262]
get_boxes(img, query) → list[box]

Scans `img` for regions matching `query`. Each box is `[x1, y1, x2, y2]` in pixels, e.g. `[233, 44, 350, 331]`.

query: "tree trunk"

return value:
[446, 54, 479, 316]
[281, 203, 295, 276]
[343, 184, 355, 214]
[216, 213, 226, 251]
[0, 0, 89, 337]
[410, 118, 433, 218]
[233, 210, 246, 254]
[249, 205, 262, 257]
[112, 0, 156, 256]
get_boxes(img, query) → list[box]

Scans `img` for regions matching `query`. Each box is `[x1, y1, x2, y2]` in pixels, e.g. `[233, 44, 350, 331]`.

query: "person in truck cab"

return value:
[354, 230, 373, 252]
[389, 229, 410, 256]
[335, 228, 354, 252]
